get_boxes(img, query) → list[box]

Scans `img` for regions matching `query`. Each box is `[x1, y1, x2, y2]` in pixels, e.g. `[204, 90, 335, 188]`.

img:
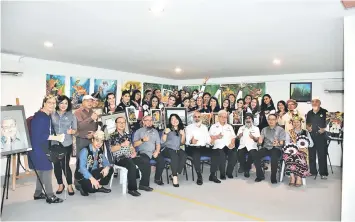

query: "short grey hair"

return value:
[218, 110, 228, 117]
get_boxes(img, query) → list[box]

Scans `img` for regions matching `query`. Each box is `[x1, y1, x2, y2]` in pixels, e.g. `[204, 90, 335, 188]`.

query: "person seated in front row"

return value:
[75, 130, 113, 196]
[185, 111, 221, 185]
[254, 114, 286, 184]
[133, 115, 165, 188]
[107, 116, 142, 197]
[236, 113, 260, 178]
[161, 114, 188, 187]
[209, 110, 237, 179]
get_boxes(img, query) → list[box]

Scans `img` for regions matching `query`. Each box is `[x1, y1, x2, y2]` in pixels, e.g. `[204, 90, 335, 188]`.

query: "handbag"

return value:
[43, 120, 68, 163]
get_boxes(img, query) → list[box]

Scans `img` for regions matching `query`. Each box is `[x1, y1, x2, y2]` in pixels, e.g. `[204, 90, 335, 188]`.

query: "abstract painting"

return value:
[221, 83, 266, 103]
[143, 83, 162, 93]
[162, 84, 178, 91]
[46, 74, 65, 96]
[70, 77, 90, 109]
[122, 81, 142, 95]
[290, 82, 312, 102]
[93, 79, 118, 108]
[230, 110, 244, 126]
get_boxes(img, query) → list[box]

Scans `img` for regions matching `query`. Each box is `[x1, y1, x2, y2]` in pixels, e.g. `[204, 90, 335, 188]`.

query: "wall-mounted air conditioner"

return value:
[1, 57, 24, 76]
[324, 81, 344, 93]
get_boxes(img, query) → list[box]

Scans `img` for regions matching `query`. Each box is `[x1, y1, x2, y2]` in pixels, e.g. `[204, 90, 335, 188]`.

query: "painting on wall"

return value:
[182, 85, 200, 94]
[221, 83, 266, 104]
[143, 83, 162, 93]
[70, 77, 90, 109]
[290, 82, 312, 102]
[161, 89, 173, 103]
[93, 79, 118, 108]
[122, 81, 142, 95]
[46, 74, 65, 96]
[162, 84, 178, 92]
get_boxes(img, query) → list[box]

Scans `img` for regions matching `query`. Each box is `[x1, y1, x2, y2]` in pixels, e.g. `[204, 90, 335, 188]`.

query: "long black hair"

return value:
[131, 90, 141, 105]
[104, 92, 115, 109]
[222, 98, 231, 112]
[260, 94, 275, 111]
[277, 100, 288, 113]
[167, 113, 185, 136]
[149, 96, 160, 109]
[208, 97, 221, 113]
[56, 95, 72, 111]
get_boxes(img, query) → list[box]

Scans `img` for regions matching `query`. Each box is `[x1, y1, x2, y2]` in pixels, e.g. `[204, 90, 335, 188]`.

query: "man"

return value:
[107, 116, 142, 197]
[306, 97, 328, 179]
[282, 99, 306, 132]
[236, 113, 260, 178]
[254, 114, 286, 183]
[209, 110, 237, 179]
[1, 117, 26, 153]
[75, 130, 113, 196]
[133, 115, 165, 187]
[185, 111, 221, 185]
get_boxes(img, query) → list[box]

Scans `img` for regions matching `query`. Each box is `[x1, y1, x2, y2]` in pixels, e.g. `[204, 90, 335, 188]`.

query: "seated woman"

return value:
[75, 130, 113, 196]
[283, 115, 314, 187]
[161, 114, 187, 187]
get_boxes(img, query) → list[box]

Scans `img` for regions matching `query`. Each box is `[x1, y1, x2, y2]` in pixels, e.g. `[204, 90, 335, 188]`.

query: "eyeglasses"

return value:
[193, 116, 201, 118]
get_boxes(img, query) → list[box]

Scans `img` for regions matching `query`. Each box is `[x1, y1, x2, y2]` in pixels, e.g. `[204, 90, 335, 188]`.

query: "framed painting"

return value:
[230, 110, 243, 126]
[187, 111, 194, 125]
[201, 113, 211, 128]
[164, 107, 187, 126]
[151, 109, 162, 125]
[101, 112, 130, 139]
[290, 82, 312, 102]
[1, 106, 32, 156]
[125, 107, 137, 123]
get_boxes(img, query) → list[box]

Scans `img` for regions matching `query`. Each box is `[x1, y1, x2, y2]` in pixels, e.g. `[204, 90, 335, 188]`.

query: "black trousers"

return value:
[133, 153, 165, 186]
[309, 133, 328, 176]
[53, 145, 73, 185]
[237, 148, 258, 172]
[254, 148, 281, 180]
[185, 146, 218, 174]
[162, 148, 187, 176]
[115, 158, 139, 191]
[211, 147, 237, 176]
[79, 167, 113, 193]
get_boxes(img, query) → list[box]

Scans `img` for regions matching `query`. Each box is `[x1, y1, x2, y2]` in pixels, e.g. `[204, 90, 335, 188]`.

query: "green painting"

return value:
[221, 83, 265, 101]
[143, 82, 162, 92]
[162, 84, 178, 91]
[182, 85, 200, 93]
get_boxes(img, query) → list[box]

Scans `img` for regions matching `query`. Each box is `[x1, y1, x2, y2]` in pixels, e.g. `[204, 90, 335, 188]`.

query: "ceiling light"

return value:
[174, 67, 182, 74]
[149, 1, 166, 16]
[44, 41, 54, 48]
[273, 59, 281, 65]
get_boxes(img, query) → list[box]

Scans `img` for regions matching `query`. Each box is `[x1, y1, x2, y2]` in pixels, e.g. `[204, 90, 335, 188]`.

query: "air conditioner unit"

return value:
[1, 58, 24, 76]
[324, 81, 344, 93]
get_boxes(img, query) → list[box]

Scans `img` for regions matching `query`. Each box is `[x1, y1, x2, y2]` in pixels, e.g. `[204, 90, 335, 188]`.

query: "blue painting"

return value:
[94, 79, 118, 108]
[290, 82, 312, 102]
[70, 77, 90, 109]
[46, 74, 65, 96]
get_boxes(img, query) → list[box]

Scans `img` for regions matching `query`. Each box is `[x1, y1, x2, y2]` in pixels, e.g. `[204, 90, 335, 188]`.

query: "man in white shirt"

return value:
[236, 113, 260, 178]
[186, 111, 221, 185]
[209, 110, 237, 179]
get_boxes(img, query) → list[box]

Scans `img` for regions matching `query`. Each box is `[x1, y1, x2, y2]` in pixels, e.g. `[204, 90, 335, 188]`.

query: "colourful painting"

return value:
[290, 82, 312, 102]
[143, 83, 162, 93]
[182, 85, 200, 93]
[221, 83, 266, 102]
[162, 84, 178, 91]
[93, 79, 118, 108]
[70, 77, 90, 109]
[326, 112, 344, 137]
[46, 74, 65, 96]
[122, 81, 142, 95]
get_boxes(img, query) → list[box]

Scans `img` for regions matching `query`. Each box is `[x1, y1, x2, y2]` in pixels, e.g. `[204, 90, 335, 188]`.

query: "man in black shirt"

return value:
[306, 98, 328, 179]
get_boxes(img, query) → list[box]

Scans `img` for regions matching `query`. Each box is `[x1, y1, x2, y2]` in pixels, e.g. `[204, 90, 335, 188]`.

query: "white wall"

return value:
[0, 53, 172, 176]
[176, 72, 344, 166]
[342, 15, 354, 222]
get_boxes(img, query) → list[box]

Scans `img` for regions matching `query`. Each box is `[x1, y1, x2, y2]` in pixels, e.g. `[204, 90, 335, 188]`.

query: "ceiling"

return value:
[1, 0, 354, 79]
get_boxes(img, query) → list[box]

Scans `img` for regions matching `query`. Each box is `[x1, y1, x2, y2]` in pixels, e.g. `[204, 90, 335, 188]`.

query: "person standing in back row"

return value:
[306, 97, 328, 179]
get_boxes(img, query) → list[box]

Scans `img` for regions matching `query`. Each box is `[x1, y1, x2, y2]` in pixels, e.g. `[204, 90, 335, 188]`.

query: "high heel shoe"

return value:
[56, 185, 65, 194]
[172, 175, 179, 187]
[68, 185, 75, 196]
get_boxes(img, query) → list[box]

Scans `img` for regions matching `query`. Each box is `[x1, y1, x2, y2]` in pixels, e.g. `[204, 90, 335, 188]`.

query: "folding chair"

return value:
[186, 155, 211, 181]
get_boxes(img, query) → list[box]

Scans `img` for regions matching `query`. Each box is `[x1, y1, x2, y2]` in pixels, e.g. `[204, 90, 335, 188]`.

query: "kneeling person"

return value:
[75, 130, 113, 196]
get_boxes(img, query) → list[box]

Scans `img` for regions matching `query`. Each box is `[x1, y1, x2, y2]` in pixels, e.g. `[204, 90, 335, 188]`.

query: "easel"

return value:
[11, 98, 34, 190]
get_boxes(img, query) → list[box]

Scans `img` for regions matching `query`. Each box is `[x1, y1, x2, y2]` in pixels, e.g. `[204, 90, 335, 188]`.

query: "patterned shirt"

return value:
[108, 130, 132, 160]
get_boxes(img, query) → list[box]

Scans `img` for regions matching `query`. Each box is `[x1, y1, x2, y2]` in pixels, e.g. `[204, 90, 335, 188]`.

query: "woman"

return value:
[229, 94, 236, 109]
[284, 115, 314, 187]
[181, 97, 190, 111]
[29, 95, 64, 203]
[195, 96, 204, 111]
[192, 89, 199, 98]
[103, 92, 116, 114]
[142, 90, 153, 106]
[250, 98, 260, 126]
[189, 97, 197, 111]
[202, 92, 211, 109]
[259, 94, 276, 131]
[207, 97, 221, 113]
[161, 114, 187, 187]
[116, 90, 137, 112]
[131, 90, 142, 107]
[51, 95, 77, 196]
[244, 94, 252, 109]
[276, 100, 288, 128]
[149, 96, 160, 110]
[166, 95, 177, 108]
[221, 98, 232, 113]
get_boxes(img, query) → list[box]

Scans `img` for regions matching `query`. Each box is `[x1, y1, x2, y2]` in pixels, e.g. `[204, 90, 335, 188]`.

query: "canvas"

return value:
[70, 77, 90, 109]
[187, 112, 194, 125]
[290, 82, 312, 102]
[1, 106, 32, 156]
[326, 111, 344, 137]
[126, 107, 137, 123]
[46, 74, 65, 96]
[151, 109, 162, 124]
[161, 89, 173, 103]
[143, 82, 162, 93]
[230, 110, 244, 126]
[122, 81, 142, 94]
[93, 79, 118, 108]
[221, 83, 266, 104]
[101, 112, 130, 139]
[162, 84, 178, 91]
[165, 108, 187, 126]
[201, 113, 211, 128]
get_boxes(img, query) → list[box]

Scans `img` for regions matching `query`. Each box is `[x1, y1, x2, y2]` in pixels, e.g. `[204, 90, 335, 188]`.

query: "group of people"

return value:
[27, 78, 330, 203]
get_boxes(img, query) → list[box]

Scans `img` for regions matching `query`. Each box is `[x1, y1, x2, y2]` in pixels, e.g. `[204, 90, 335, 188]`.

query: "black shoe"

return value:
[154, 179, 164, 185]
[173, 183, 179, 187]
[56, 185, 65, 195]
[220, 174, 226, 180]
[139, 185, 153, 191]
[255, 177, 265, 182]
[46, 195, 63, 204]
[209, 175, 221, 183]
[227, 174, 233, 179]
[271, 178, 278, 184]
[238, 168, 244, 173]
[97, 187, 111, 193]
[128, 190, 141, 197]
[114, 172, 118, 178]
[197, 173, 203, 185]
[34, 193, 46, 200]
[244, 171, 250, 178]
[321, 175, 328, 180]
[80, 189, 89, 196]
[68, 185, 75, 196]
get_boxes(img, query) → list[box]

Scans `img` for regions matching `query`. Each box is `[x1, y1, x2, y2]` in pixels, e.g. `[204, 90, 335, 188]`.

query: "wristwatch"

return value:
[141, 138, 144, 142]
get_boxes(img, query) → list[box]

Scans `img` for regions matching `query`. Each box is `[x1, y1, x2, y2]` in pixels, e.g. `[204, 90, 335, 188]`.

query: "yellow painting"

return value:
[122, 81, 142, 94]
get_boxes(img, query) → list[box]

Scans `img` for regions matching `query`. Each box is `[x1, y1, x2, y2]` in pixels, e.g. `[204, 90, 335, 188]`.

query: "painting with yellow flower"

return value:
[122, 81, 142, 95]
